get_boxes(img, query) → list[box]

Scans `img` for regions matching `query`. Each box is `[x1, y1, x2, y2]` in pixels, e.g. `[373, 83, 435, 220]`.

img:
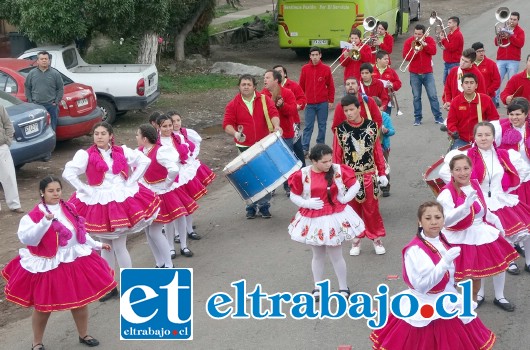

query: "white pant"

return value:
[0, 144, 21, 210]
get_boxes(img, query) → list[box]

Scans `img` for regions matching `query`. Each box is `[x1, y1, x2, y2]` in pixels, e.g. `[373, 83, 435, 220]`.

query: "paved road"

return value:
[1, 0, 529, 349]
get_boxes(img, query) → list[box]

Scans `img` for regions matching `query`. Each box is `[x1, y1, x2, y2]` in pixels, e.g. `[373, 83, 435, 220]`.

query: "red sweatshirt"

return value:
[441, 28, 464, 64]
[495, 25, 525, 61]
[372, 65, 402, 91]
[339, 44, 372, 81]
[447, 92, 499, 142]
[282, 78, 307, 112]
[474, 56, 501, 98]
[260, 87, 296, 139]
[370, 33, 394, 65]
[299, 60, 335, 104]
[331, 93, 382, 130]
[443, 65, 486, 103]
[361, 79, 389, 108]
[500, 70, 530, 105]
[223, 91, 279, 147]
[402, 36, 437, 74]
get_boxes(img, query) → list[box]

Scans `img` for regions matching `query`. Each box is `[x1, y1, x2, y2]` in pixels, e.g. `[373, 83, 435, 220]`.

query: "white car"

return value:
[410, 0, 421, 21]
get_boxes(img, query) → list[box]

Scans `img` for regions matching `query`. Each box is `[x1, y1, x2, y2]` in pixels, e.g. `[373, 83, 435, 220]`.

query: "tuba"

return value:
[495, 7, 512, 48]
[429, 11, 449, 49]
[362, 16, 379, 53]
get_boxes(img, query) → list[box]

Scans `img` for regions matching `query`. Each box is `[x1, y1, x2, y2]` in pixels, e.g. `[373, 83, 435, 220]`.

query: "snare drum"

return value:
[223, 132, 302, 204]
[423, 157, 446, 197]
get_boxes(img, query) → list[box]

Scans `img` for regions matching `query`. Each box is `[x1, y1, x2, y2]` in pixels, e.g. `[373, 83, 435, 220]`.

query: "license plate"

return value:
[311, 39, 329, 45]
[77, 98, 88, 107]
[25, 123, 39, 135]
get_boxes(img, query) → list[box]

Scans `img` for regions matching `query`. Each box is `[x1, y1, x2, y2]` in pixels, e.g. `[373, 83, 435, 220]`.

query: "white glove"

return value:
[441, 247, 461, 265]
[378, 175, 389, 187]
[234, 132, 246, 142]
[289, 193, 324, 210]
[164, 177, 175, 189]
[337, 181, 360, 204]
[463, 190, 478, 207]
[79, 184, 94, 197]
[488, 212, 505, 236]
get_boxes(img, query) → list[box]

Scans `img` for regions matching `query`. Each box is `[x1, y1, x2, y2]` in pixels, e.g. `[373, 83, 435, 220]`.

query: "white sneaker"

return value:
[373, 239, 386, 255]
[350, 238, 361, 256]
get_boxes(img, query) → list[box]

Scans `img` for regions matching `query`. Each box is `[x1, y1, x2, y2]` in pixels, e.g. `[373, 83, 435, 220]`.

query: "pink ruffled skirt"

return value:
[195, 161, 216, 187]
[492, 201, 530, 237]
[155, 187, 198, 223]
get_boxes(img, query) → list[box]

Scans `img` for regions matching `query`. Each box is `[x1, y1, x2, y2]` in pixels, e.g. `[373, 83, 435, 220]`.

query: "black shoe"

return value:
[493, 298, 515, 312]
[507, 262, 520, 275]
[246, 209, 257, 219]
[440, 124, 448, 132]
[99, 287, 118, 302]
[260, 207, 272, 218]
[312, 288, 320, 302]
[170, 250, 177, 259]
[181, 247, 193, 257]
[31, 344, 45, 350]
[187, 231, 201, 240]
[338, 288, 351, 298]
[525, 264, 530, 273]
[79, 335, 100, 347]
[174, 235, 180, 243]
[515, 243, 526, 257]
[476, 295, 485, 308]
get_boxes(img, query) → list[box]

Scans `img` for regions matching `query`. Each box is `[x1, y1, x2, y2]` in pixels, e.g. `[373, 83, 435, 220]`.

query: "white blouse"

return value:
[160, 135, 201, 186]
[17, 203, 102, 273]
[139, 145, 180, 194]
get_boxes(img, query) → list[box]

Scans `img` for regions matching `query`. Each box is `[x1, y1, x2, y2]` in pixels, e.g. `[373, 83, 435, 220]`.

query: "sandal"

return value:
[31, 344, 45, 350]
[312, 288, 320, 302]
[79, 335, 100, 347]
[338, 288, 351, 298]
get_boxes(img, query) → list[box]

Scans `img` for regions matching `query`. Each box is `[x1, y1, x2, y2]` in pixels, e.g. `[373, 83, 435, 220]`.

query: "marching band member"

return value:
[370, 202, 495, 350]
[372, 50, 402, 115]
[437, 154, 518, 305]
[339, 28, 372, 82]
[2, 176, 116, 349]
[495, 11, 525, 106]
[370, 21, 394, 65]
[333, 94, 388, 256]
[440, 16, 465, 84]
[62, 122, 160, 301]
[359, 63, 389, 110]
[402, 24, 443, 126]
[500, 55, 530, 105]
[288, 143, 364, 300]
[372, 96, 395, 197]
[471, 42, 501, 104]
[446, 73, 499, 150]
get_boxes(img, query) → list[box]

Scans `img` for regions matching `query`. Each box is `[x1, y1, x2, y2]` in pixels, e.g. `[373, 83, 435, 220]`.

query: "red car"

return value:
[0, 58, 102, 141]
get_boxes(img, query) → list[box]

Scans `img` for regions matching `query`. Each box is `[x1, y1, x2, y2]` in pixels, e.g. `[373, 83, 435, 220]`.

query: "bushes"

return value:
[83, 37, 139, 64]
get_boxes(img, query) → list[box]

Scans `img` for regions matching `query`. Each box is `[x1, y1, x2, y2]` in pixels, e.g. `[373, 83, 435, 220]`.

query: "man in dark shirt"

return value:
[24, 51, 64, 132]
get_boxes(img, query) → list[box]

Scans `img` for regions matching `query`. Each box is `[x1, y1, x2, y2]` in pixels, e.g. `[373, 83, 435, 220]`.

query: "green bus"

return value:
[277, 0, 416, 54]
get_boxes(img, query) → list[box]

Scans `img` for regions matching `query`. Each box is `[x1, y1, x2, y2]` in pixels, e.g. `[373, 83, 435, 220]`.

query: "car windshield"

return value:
[0, 90, 22, 107]
[18, 67, 74, 85]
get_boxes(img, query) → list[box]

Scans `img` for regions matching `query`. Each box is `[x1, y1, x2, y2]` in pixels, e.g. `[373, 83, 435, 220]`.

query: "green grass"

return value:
[210, 13, 272, 34]
[158, 73, 237, 94]
[215, 4, 239, 18]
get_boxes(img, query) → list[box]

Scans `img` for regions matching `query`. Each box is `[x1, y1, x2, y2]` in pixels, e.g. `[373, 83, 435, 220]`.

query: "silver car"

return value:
[410, 0, 421, 21]
[0, 91, 56, 168]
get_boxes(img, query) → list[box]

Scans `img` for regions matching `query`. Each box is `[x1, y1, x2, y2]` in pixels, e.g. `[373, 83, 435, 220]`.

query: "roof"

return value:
[0, 58, 34, 71]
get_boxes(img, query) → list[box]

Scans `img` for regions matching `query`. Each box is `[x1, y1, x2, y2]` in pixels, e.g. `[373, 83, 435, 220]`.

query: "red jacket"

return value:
[223, 91, 279, 147]
[331, 93, 382, 130]
[495, 25, 525, 61]
[299, 60, 335, 104]
[372, 65, 402, 91]
[339, 45, 372, 81]
[402, 36, 437, 74]
[282, 78, 307, 112]
[443, 65, 486, 103]
[474, 56, 501, 98]
[261, 87, 296, 139]
[370, 33, 394, 65]
[361, 79, 389, 108]
[441, 28, 464, 64]
[500, 70, 530, 105]
[447, 92, 499, 142]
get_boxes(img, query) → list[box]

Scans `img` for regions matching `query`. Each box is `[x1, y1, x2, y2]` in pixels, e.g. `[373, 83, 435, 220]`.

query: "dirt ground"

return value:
[0, 0, 502, 329]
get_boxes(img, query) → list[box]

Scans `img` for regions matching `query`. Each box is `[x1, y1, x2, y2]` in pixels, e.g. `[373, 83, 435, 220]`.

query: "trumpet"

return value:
[330, 37, 370, 74]
[429, 11, 450, 49]
[495, 7, 512, 48]
[399, 27, 431, 73]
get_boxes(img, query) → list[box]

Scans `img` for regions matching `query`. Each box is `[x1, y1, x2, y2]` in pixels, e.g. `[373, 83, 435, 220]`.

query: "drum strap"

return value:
[261, 95, 274, 132]
[477, 93, 483, 122]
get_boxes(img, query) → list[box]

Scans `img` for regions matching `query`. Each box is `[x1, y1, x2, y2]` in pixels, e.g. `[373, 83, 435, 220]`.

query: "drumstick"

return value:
[510, 86, 522, 99]
[237, 125, 246, 142]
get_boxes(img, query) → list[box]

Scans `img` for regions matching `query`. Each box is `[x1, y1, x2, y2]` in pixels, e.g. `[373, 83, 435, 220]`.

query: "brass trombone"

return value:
[495, 7, 512, 48]
[430, 11, 449, 49]
[399, 26, 431, 73]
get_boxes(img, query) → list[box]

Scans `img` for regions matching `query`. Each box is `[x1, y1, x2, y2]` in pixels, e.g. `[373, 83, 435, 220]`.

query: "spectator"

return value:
[0, 105, 23, 213]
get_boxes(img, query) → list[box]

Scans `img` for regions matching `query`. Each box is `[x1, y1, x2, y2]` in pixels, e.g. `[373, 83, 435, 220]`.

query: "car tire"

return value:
[15, 163, 25, 170]
[98, 99, 116, 124]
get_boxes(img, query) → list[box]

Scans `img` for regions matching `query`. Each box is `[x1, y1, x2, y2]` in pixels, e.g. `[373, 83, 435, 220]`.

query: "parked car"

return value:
[0, 58, 102, 141]
[410, 0, 421, 21]
[18, 45, 160, 124]
[0, 90, 56, 168]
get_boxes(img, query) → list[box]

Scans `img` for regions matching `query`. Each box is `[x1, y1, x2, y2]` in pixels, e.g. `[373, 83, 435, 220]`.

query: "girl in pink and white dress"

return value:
[136, 124, 198, 267]
[169, 111, 216, 241]
[288, 144, 364, 299]
[370, 202, 495, 350]
[157, 115, 200, 257]
[62, 122, 160, 300]
[2, 176, 116, 349]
